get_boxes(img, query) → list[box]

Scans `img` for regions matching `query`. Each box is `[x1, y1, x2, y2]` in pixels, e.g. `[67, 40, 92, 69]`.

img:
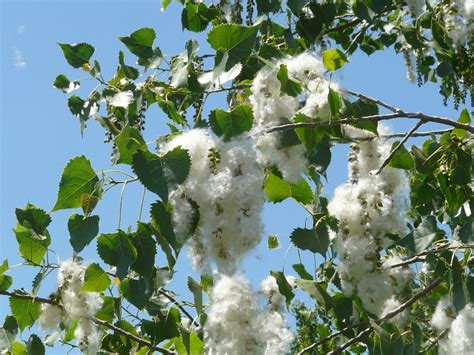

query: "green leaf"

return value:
[81, 193, 99, 217]
[118, 51, 139, 80]
[68, 214, 99, 253]
[209, 104, 254, 141]
[296, 16, 323, 43]
[267, 235, 280, 249]
[344, 99, 379, 134]
[15, 204, 51, 239]
[0, 260, 8, 274]
[53, 74, 79, 93]
[14, 224, 50, 265]
[388, 142, 414, 170]
[9, 296, 40, 332]
[451, 149, 472, 185]
[452, 109, 471, 138]
[131, 223, 157, 280]
[82, 263, 110, 292]
[11, 341, 27, 355]
[288, 0, 310, 14]
[0, 275, 13, 292]
[52, 156, 99, 212]
[450, 256, 466, 312]
[132, 148, 190, 203]
[328, 88, 342, 119]
[207, 24, 259, 67]
[150, 201, 179, 252]
[181, 3, 217, 33]
[161, 147, 192, 188]
[120, 277, 150, 310]
[263, 173, 313, 204]
[187, 277, 203, 315]
[0, 316, 17, 353]
[277, 64, 302, 97]
[58, 43, 95, 68]
[322, 49, 347, 71]
[26, 334, 44, 355]
[114, 126, 148, 165]
[290, 225, 329, 256]
[119, 28, 156, 58]
[270, 271, 294, 308]
[295, 279, 333, 307]
[157, 98, 186, 125]
[170, 332, 204, 355]
[398, 216, 442, 255]
[142, 308, 181, 344]
[95, 296, 115, 323]
[97, 231, 137, 279]
[292, 263, 313, 280]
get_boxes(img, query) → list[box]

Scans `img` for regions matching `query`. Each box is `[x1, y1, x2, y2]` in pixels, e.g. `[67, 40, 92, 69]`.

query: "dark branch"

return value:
[300, 277, 443, 354]
[158, 289, 200, 328]
[327, 277, 443, 355]
[0, 290, 176, 355]
[375, 120, 424, 174]
[266, 112, 473, 134]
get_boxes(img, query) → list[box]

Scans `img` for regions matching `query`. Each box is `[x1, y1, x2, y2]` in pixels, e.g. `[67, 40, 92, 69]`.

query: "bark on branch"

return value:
[0, 290, 176, 355]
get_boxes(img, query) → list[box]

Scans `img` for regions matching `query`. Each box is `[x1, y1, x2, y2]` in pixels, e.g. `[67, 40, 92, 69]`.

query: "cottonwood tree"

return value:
[1, 0, 473, 354]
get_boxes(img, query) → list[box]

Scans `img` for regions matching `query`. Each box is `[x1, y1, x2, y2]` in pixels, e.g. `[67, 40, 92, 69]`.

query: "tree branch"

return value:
[266, 111, 473, 134]
[299, 277, 443, 354]
[327, 277, 443, 355]
[158, 289, 200, 328]
[0, 290, 176, 355]
[375, 120, 424, 174]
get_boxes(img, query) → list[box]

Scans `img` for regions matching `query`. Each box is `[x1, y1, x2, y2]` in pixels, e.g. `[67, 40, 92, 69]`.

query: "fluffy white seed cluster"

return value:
[432, 301, 474, 354]
[38, 259, 103, 352]
[205, 274, 293, 354]
[163, 53, 332, 352]
[163, 53, 334, 273]
[328, 127, 412, 320]
[161, 130, 265, 274]
[250, 53, 336, 183]
[441, 0, 474, 46]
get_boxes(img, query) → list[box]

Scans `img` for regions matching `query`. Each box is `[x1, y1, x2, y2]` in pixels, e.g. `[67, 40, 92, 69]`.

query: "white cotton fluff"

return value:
[405, 0, 426, 17]
[161, 130, 265, 274]
[328, 126, 411, 318]
[260, 274, 296, 310]
[442, 0, 474, 46]
[249, 52, 336, 183]
[56, 259, 103, 352]
[205, 274, 293, 355]
[381, 297, 409, 330]
[383, 254, 414, 293]
[440, 303, 474, 355]
[106, 90, 133, 108]
[74, 319, 102, 354]
[431, 297, 456, 332]
[38, 304, 63, 331]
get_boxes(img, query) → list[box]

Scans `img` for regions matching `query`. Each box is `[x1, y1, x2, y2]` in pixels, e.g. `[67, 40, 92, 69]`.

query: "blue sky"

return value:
[0, 0, 464, 352]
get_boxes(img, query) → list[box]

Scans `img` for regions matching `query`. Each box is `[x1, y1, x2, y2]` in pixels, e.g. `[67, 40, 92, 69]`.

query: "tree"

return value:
[0, 0, 473, 354]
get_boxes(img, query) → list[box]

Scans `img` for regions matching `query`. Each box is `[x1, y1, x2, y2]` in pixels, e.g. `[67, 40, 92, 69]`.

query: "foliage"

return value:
[1, 0, 473, 354]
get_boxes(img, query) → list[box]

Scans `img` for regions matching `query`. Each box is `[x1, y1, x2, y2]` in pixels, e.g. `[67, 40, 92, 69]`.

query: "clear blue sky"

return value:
[0, 0, 462, 352]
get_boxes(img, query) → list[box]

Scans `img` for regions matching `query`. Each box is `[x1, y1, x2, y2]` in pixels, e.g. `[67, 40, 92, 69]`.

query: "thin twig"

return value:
[300, 277, 443, 354]
[344, 89, 401, 114]
[345, 22, 369, 55]
[327, 277, 443, 355]
[325, 18, 361, 34]
[266, 112, 474, 134]
[0, 290, 176, 354]
[375, 120, 424, 174]
[158, 289, 199, 328]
